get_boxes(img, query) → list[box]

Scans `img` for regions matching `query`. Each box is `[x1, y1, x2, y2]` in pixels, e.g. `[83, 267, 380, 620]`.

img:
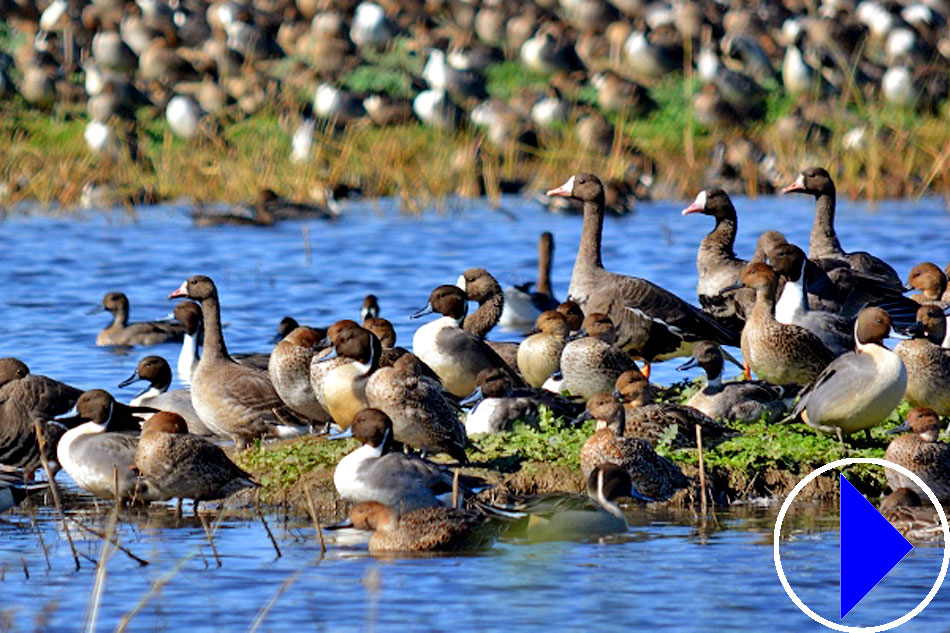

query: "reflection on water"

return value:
[1, 196, 949, 630]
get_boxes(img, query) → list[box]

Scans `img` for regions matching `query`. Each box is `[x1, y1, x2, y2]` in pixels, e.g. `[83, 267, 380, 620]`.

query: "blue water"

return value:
[1, 195, 949, 631]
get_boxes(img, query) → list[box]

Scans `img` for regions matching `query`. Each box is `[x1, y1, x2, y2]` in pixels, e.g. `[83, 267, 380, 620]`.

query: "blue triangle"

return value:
[840, 474, 914, 619]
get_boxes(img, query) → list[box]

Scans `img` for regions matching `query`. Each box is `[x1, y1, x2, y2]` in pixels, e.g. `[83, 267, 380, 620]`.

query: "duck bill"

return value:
[545, 176, 575, 198]
[887, 421, 911, 435]
[323, 518, 354, 530]
[901, 284, 914, 293]
[719, 281, 744, 294]
[168, 280, 188, 300]
[327, 427, 353, 441]
[782, 175, 806, 194]
[118, 371, 142, 388]
[460, 386, 484, 407]
[569, 410, 593, 426]
[85, 304, 104, 315]
[676, 357, 699, 372]
[317, 348, 339, 363]
[410, 303, 434, 319]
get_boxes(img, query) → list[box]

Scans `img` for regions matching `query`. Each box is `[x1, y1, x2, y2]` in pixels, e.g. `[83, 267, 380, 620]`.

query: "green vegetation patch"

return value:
[341, 65, 413, 98]
[238, 436, 357, 489]
[485, 61, 551, 100]
[468, 406, 595, 470]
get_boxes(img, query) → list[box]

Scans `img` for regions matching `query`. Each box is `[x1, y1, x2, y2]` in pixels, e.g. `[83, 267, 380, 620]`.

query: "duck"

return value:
[168, 275, 315, 447]
[499, 232, 560, 332]
[895, 305, 950, 415]
[768, 243, 854, 357]
[557, 301, 585, 333]
[578, 393, 689, 501]
[0, 357, 82, 476]
[456, 268, 520, 372]
[55, 390, 162, 502]
[880, 487, 944, 543]
[422, 49, 487, 100]
[319, 325, 381, 430]
[310, 320, 362, 416]
[328, 501, 505, 552]
[590, 70, 656, 117]
[365, 353, 468, 461]
[332, 408, 488, 513]
[623, 30, 680, 79]
[677, 342, 798, 424]
[885, 408, 950, 502]
[412, 89, 462, 132]
[520, 28, 584, 75]
[904, 262, 949, 308]
[517, 310, 570, 388]
[134, 412, 258, 504]
[611, 373, 731, 447]
[783, 167, 901, 286]
[497, 464, 633, 542]
[268, 326, 332, 424]
[681, 188, 754, 332]
[548, 174, 739, 372]
[0, 471, 47, 513]
[172, 300, 202, 386]
[790, 307, 907, 443]
[118, 355, 210, 436]
[361, 294, 380, 323]
[462, 367, 582, 436]
[411, 285, 524, 398]
[92, 291, 185, 347]
[557, 313, 640, 400]
[724, 262, 834, 385]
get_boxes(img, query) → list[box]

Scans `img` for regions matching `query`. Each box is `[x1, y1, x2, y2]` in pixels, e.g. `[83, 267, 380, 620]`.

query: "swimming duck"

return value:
[329, 501, 505, 552]
[578, 393, 689, 500]
[412, 285, 524, 398]
[895, 306, 950, 415]
[333, 408, 488, 513]
[134, 412, 257, 504]
[268, 326, 332, 424]
[169, 275, 314, 447]
[93, 291, 185, 347]
[0, 358, 82, 476]
[725, 262, 834, 385]
[790, 307, 907, 442]
[55, 390, 161, 502]
[517, 310, 570, 388]
[366, 353, 468, 461]
[320, 325, 381, 429]
[463, 367, 582, 436]
[880, 487, 944, 543]
[499, 232, 559, 332]
[118, 355, 210, 436]
[558, 313, 640, 400]
[885, 408, 950, 502]
[361, 295, 380, 323]
[783, 167, 901, 285]
[0, 471, 47, 513]
[904, 262, 949, 308]
[548, 174, 739, 370]
[681, 188, 754, 332]
[677, 342, 798, 424]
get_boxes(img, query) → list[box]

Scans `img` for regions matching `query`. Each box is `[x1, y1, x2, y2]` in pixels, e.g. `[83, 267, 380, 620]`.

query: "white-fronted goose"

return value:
[168, 275, 314, 447]
[895, 306, 950, 415]
[119, 355, 210, 436]
[548, 174, 739, 369]
[93, 291, 185, 346]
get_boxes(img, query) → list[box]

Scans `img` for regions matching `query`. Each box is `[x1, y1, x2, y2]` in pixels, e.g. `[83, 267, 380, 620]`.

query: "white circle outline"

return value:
[773, 457, 950, 632]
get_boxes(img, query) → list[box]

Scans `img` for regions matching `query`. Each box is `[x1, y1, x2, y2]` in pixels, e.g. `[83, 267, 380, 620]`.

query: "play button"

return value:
[839, 474, 913, 619]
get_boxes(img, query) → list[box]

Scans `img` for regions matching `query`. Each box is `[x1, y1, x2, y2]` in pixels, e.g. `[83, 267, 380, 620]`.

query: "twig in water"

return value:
[696, 424, 707, 518]
[83, 466, 123, 633]
[198, 512, 222, 568]
[69, 520, 148, 566]
[33, 420, 80, 570]
[247, 571, 301, 633]
[303, 486, 326, 558]
[452, 470, 459, 509]
[28, 510, 51, 571]
[20, 557, 28, 580]
[255, 500, 281, 559]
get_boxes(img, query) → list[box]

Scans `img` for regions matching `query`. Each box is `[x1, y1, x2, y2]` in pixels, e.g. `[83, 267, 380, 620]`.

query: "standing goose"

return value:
[895, 306, 950, 415]
[411, 285, 524, 398]
[93, 292, 185, 346]
[725, 262, 835, 385]
[790, 307, 907, 442]
[55, 390, 162, 502]
[681, 188, 754, 332]
[168, 276, 314, 447]
[677, 342, 798, 424]
[268, 326, 332, 424]
[547, 174, 739, 371]
[118, 355, 210, 435]
[320, 325, 381, 429]
[517, 310, 570, 387]
[499, 232, 560, 331]
[885, 408, 950, 502]
[558, 313, 640, 400]
[782, 167, 901, 285]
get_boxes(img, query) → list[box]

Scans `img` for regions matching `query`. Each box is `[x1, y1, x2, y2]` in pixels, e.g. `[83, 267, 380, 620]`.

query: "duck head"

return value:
[119, 355, 173, 393]
[723, 262, 778, 294]
[57, 389, 116, 431]
[583, 392, 626, 434]
[173, 301, 203, 336]
[0, 358, 29, 388]
[613, 369, 651, 407]
[347, 407, 394, 453]
[273, 316, 300, 343]
[363, 317, 396, 348]
[557, 300, 585, 331]
[907, 305, 946, 345]
[768, 243, 808, 283]
[361, 294, 380, 322]
[854, 306, 893, 349]
[456, 268, 501, 303]
[677, 340, 724, 382]
[577, 313, 617, 344]
[412, 285, 468, 324]
[533, 310, 570, 339]
[141, 411, 189, 435]
[905, 262, 947, 300]
[889, 407, 941, 442]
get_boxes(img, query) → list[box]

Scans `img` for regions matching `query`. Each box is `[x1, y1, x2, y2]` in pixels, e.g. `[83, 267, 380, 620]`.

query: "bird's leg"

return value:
[836, 427, 845, 451]
[864, 429, 872, 442]
[743, 362, 751, 381]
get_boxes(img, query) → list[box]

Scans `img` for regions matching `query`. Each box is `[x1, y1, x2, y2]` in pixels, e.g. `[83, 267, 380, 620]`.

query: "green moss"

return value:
[485, 61, 550, 100]
[342, 66, 412, 98]
[469, 406, 595, 470]
[237, 436, 357, 489]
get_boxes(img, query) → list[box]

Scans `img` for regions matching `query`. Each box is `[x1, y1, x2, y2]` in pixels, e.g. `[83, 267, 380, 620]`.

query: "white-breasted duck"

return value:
[885, 408, 950, 502]
[895, 305, 950, 415]
[548, 174, 739, 373]
[92, 291, 185, 346]
[789, 307, 907, 443]
[172, 300, 202, 386]
[118, 355, 210, 436]
[462, 367, 582, 436]
[310, 320, 362, 415]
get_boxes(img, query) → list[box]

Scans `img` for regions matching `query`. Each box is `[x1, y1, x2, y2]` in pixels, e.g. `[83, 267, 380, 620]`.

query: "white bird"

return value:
[166, 95, 203, 139]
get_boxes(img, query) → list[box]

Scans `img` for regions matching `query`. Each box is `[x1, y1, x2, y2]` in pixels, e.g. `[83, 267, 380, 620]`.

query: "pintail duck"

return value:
[134, 412, 258, 503]
[548, 174, 739, 371]
[172, 300, 202, 386]
[0, 358, 81, 476]
[681, 188, 754, 332]
[557, 301, 585, 333]
[768, 243, 854, 357]
[501, 464, 636, 542]
[611, 373, 730, 447]
[268, 326, 332, 424]
[310, 320, 361, 416]
[517, 310, 569, 388]
[169, 276, 315, 447]
[411, 285, 524, 398]
[333, 409, 488, 513]
[677, 342, 798, 424]
[55, 390, 161, 502]
[557, 313, 640, 400]
[790, 307, 907, 442]
[366, 353, 468, 461]
[880, 487, 944, 543]
[578, 394, 689, 501]
[93, 291, 185, 347]
[783, 167, 901, 286]
[456, 268, 521, 372]
[363, 317, 397, 351]
[463, 367, 582, 436]
[895, 306, 950, 415]
[905, 262, 949, 309]
[320, 325, 381, 430]
[0, 471, 47, 513]
[118, 355, 210, 436]
[361, 294, 380, 323]
[725, 262, 834, 385]
[885, 408, 950, 502]
[329, 501, 505, 553]
[500, 232, 559, 332]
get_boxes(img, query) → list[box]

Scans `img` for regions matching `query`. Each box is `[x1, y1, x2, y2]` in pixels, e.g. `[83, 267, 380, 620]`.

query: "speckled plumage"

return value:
[345, 501, 505, 552]
[269, 327, 332, 423]
[559, 314, 639, 401]
[895, 307, 950, 416]
[885, 408, 950, 502]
